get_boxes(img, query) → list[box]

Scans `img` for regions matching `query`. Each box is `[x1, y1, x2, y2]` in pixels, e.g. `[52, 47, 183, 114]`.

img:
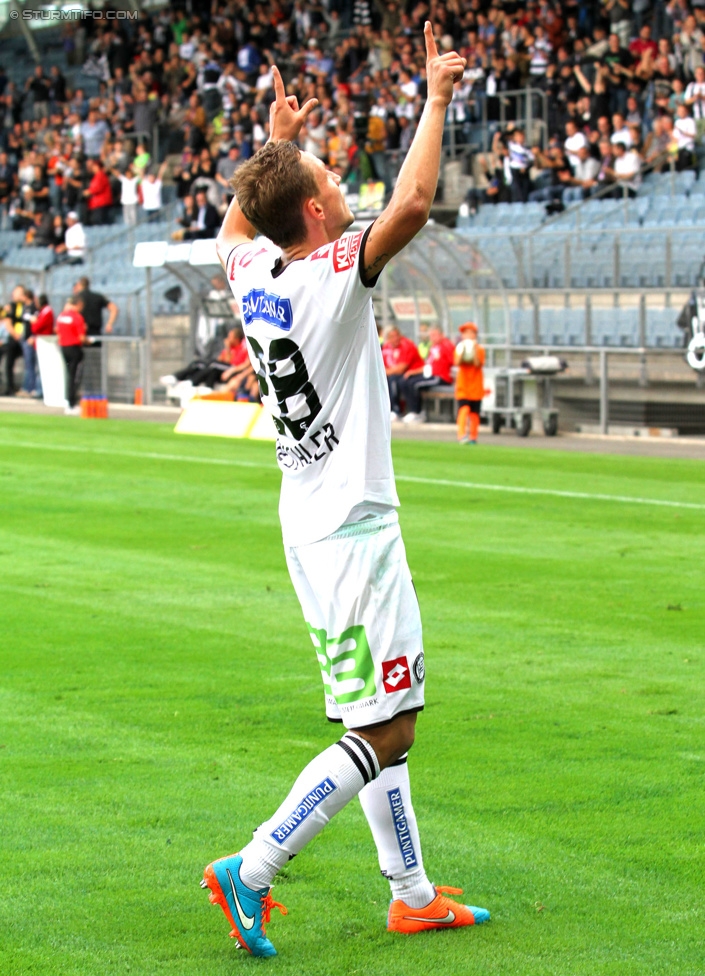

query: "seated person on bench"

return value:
[166, 328, 245, 389]
[399, 326, 455, 423]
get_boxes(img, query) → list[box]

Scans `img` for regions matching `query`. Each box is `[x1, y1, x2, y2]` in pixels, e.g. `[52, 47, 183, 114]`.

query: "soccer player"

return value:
[202, 23, 490, 957]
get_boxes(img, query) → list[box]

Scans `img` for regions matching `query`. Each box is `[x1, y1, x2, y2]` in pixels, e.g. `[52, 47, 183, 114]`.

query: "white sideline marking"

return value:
[0, 438, 268, 470]
[1, 437, 704, 512]
[395, 474, 705, 511]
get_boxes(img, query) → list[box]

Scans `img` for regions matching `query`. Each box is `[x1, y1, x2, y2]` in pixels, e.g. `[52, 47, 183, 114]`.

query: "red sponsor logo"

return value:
[332, 231, 363, 273]
[310, 245, 331, 261]
[229, 246, 267, 278]
[382, 657, 411, 694]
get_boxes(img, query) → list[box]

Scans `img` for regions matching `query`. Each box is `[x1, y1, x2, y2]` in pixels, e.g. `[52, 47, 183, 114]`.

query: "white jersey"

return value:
[224, 227, 399, 547]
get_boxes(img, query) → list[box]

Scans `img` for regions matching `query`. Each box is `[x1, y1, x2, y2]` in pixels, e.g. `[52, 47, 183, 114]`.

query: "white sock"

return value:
[358, 756, 437, 909]
[239, 732, 380, 890]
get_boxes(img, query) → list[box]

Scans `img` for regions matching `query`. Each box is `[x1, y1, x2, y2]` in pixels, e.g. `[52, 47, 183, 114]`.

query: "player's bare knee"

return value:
[355, 713, 416, 768]
[397, 720, 416, 755]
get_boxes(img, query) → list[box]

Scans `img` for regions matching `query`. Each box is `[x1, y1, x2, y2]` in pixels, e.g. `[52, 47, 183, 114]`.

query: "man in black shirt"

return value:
[29, 164, 50, 213]
[72, 276, 118, 337]
[0, 286, 29, 395]
[49, 66, 67, 106]
[26, 66, 50, 121]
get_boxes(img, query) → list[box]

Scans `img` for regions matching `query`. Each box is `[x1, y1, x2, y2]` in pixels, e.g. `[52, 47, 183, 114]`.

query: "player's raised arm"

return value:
[215, 66, 318, 268]
[360, 22, 465, 283]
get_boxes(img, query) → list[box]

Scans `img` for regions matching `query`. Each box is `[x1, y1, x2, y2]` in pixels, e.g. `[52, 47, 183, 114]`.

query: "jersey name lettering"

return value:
[276, 422, 339, 471]
[242, 288, 293, 331]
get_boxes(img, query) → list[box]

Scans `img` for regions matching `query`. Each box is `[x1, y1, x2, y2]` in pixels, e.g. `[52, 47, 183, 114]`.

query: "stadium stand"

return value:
[1, 0, 705, 358]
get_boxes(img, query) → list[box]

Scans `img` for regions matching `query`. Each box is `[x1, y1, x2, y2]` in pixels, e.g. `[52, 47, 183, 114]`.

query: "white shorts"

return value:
[285, 509, 425, 729]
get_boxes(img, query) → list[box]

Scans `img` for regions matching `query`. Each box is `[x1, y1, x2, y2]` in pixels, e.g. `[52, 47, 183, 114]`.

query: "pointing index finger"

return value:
[271, 64, 286, 103]
[424, 20, 439, 60]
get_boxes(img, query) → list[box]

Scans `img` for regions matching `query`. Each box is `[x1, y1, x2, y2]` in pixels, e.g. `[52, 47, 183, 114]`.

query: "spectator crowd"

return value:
[0, 274, 118, 408]
[2, 0, 705, 253]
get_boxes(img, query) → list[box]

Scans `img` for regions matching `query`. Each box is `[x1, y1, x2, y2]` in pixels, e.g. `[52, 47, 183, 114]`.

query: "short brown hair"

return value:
[230, 141, 319, 248]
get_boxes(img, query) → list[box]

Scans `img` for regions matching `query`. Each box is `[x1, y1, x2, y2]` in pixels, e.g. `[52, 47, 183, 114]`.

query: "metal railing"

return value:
[481, 343, 703, 435]
[476, 285, 688, 348]
[80, 336, 148, 402]
[519, 151, 676, 238]
[480, 86, 549, 151]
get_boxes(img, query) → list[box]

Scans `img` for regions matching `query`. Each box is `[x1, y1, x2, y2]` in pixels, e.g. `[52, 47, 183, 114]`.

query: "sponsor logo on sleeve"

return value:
[310, 245, 332, 261]
[242, 288, 293, 332]
[228, 246, 268, 278]
[386, 788, 418, 868]
[382, 656, 411, 694]
[270, 777, 338, 844]
[412, 652, 425, 684]
[332, 231, 363, 273]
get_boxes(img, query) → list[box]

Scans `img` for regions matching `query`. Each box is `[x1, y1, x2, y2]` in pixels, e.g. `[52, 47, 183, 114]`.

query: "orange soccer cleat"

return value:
[387, 886, 490, 934]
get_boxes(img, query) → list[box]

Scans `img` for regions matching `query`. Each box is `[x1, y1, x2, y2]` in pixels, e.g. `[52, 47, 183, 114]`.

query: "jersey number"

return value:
[248, 336, 322, 441]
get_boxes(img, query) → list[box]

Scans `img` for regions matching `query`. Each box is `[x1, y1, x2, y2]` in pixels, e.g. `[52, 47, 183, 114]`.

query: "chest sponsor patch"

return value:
[382, 656, 411, 694]
[270, 777, 338, 844]
[242, 288, 293, 331]
[332, 231, 363, 273]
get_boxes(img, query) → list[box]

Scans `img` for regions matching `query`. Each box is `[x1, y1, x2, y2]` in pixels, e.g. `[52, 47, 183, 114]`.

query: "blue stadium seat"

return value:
[510, 306, 533, 344]
[646, 308, 682, 347]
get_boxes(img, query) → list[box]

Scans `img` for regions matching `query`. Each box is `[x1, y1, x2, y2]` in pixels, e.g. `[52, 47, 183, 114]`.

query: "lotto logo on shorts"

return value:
[382, 657, 411, 694]
[332, 231, 363, 273]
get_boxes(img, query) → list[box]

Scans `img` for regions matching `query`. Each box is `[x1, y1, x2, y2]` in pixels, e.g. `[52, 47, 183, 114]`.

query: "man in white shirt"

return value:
[507, 127, 535, 201]
[301, 108, 328, 159]
[217, 64, 252, 114]
[199, 26, 490, 959]
[113, 164, 140, 226]
[178, 32, 196, 61]
[54, 211, 86, 264]
[609, 141, 642, 194]
[610, 111, 633, 148]
[674, 103, 697, 164]
[255, 63, 274, 94]
[685, 66, 705, 119]
[562, 145, 601, 203]
[564, 118, 588, 170]
[140, 160, 168, 221]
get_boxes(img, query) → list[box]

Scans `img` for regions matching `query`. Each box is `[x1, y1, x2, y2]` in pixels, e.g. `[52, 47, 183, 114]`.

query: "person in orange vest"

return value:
[454, 321, 485, 444]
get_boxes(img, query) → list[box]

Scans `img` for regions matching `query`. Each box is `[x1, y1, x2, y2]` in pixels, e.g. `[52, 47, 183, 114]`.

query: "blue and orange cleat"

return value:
[387, 885, 490, 934]
[201, 853, 287, 958]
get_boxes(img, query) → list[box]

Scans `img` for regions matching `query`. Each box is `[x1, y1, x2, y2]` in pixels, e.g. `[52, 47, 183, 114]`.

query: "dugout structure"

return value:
[132, 225, 511, 404]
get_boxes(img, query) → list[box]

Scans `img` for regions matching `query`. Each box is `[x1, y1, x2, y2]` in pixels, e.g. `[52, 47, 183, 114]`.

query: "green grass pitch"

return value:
[1, 412, 704, 976]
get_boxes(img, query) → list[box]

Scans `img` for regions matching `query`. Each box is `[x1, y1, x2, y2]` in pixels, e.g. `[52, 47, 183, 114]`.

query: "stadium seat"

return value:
[646, 308, 682, 347]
